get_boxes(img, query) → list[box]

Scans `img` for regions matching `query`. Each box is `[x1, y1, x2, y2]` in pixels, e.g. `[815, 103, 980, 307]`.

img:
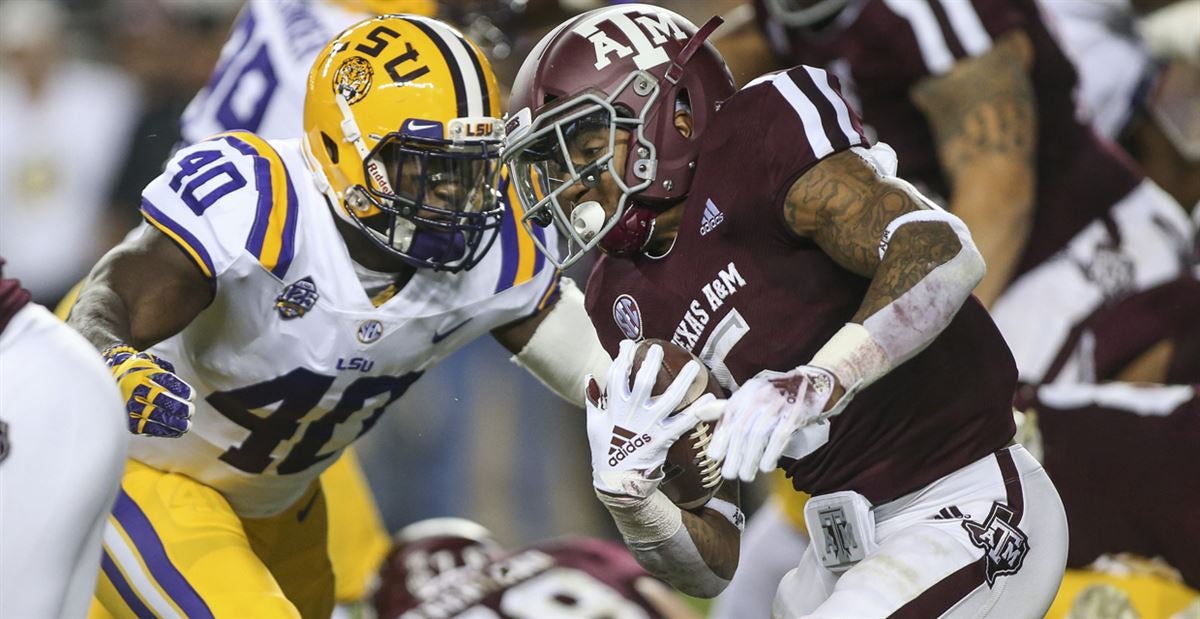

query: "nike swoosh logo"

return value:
[407, 122, 438, 131]
[296, 489, 321, 523]
[432, 318, 473, 343]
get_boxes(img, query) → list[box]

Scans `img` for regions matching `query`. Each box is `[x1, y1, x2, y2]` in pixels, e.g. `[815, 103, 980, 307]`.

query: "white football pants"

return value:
[991, 179, 1194, 384]
[772, 445, 1067, 619]
[0, 304, 128, 618]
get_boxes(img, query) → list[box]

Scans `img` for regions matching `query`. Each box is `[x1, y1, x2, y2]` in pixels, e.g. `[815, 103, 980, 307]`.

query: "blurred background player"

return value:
[0, 259, 129, 617]
[373, 517, 700, 618]
[745, 0, 1195, 388]
[70, 15, 608, 617]
[0, 1, 140, 305]
[1040, 0, 1199, 242]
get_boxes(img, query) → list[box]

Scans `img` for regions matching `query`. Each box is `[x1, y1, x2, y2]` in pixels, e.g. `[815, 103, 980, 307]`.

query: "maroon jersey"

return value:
[585, 66, 1017, 504]
[391, 538, 666, 619]
[756, 0, 1143, 276]
[1029, 383, 1200, 587]
[0, 259, 32, 336]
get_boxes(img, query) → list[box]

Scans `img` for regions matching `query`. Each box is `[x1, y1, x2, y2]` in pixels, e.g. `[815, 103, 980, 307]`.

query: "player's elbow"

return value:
[958, 237, 987, 291]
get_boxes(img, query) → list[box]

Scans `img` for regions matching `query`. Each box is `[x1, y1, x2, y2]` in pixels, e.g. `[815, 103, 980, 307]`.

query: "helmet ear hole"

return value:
[321, 132, 340, 165]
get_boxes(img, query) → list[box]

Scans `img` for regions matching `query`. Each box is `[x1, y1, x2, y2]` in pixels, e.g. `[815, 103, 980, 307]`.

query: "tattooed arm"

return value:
[782, 148, 986, 400]
[910, 31, 1037, 307]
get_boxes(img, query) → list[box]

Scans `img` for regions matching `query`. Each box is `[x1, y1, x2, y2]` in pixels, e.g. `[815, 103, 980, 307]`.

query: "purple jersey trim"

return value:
[221, 135, 298, 279]
[140, 199, 217, 278]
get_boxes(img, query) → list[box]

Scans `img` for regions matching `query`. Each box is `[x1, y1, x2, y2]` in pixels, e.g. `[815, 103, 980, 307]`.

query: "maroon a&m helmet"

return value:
[373, 518, 504, 618]
[503, 4, 736, 267]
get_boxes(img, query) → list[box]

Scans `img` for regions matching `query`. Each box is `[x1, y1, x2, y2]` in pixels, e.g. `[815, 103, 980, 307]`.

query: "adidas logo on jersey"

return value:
[700, 199, 725, 236]
[608, 425, 652, 467]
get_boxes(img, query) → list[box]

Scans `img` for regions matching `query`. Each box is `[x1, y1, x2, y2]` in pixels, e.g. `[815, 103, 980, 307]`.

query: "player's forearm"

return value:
[946, 162, 1035, 307]
[69, 276, 137, 352]
[68, 232, 212, 352]
[503, 278, 612, 406]
[597, 490, 739, 598]
[812, 216, 984, 394]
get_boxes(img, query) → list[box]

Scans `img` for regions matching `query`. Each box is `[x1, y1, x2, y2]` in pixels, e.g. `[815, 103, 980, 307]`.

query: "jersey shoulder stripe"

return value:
[141, 198, 218, 278]
[494, 172, 549, 293]
[750, 66, 867, 161]
[880, 0, 993, 75]
[211, 131, 300, 279]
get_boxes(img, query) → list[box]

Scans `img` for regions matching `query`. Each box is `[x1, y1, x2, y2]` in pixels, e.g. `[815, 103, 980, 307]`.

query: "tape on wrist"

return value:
[809, 323, 891, 391]
[595, 489, 684, 546]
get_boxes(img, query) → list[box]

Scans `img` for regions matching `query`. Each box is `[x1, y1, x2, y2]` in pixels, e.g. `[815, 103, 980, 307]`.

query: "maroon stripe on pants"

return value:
[888, 448, 1024, 618]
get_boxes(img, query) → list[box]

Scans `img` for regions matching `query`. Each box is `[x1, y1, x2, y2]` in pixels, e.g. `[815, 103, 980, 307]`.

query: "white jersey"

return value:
[1038, 0, 1151, 139]
[132, 133, 560, 517]
[180, 0, 367, 144]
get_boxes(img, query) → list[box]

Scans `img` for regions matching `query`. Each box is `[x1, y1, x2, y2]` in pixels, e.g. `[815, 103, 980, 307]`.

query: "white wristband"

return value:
[595, 489, 683, 546]
[809, 323, 892, 390]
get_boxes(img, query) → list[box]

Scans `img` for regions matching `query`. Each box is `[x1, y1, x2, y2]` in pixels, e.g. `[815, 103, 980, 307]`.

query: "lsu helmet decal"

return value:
[304, 14, 505, 272]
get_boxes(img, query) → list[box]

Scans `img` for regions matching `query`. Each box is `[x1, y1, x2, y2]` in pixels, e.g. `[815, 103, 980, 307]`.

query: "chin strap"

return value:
[664, 16, 724, 85]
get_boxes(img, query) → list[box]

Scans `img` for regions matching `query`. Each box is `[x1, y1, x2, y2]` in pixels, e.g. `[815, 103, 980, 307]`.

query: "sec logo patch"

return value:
[613, 294, 643, 341]
[357, 319, 384, 344]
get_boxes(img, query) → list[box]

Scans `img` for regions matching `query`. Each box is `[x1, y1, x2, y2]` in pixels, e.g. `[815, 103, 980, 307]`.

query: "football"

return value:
[629, 339, 726, 510]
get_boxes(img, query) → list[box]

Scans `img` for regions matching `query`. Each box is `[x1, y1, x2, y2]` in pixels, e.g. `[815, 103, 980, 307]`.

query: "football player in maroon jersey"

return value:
[504, 4, 1067, 617]
[746, 0, 1197, 388]
[373, 518, 699, 619]
[1016, 382, 1200, 590]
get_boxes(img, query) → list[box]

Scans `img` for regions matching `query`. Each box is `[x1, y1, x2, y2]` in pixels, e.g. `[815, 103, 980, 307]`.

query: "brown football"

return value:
[629, 339, 726, 510]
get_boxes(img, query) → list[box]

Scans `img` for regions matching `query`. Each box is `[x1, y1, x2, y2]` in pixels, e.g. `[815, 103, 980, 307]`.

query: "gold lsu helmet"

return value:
[304, 14, 504, 272]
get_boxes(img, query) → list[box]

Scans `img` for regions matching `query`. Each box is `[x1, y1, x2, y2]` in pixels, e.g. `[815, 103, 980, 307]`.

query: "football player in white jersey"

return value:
[69, 15, 609, 618]
[177, 1, 439, 609]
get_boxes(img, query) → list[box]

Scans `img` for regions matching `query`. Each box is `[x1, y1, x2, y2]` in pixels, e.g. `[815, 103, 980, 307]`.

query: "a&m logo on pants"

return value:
[962, 502, 1030, 586]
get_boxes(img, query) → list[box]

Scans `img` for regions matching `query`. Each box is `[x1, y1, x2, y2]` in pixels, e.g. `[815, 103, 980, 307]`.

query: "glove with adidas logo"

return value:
[102, 345, 195, 438]
[585, 340, 719, 499]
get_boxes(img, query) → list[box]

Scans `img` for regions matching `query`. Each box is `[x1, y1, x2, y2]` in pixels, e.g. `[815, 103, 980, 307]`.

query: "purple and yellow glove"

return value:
[102, 345, 195, 438]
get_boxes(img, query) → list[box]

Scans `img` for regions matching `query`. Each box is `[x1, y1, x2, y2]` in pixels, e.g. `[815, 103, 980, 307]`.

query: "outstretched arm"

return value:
[67, 228, 213, 437]
[69, 228, 213, 352]
[492, 277, 612, 406]
[910, 30, 1037, 307]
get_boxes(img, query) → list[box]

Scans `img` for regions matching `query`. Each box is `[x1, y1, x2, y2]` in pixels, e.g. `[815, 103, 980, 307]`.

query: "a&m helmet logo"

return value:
[275, 276, 319, 320]
[612, 294, 643, 341]
[962, 502, 1030, 586]
[357, 319, 385, 344]
[571, 7, 688, 71]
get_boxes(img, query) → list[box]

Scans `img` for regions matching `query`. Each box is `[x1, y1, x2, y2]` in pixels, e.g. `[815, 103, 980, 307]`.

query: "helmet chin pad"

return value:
[598, 204, 657, 257]
[407, 229, 467, 266]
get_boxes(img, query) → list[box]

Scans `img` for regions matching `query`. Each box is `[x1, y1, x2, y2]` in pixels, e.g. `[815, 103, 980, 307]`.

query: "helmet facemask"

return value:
[505, 71, 662, 269]
[346, 129, 504, 272]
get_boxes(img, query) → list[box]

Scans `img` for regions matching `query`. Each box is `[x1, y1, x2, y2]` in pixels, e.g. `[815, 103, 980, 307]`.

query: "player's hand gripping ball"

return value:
[102, 345, 195, 438]
[704, 365, 840, 482]
[586, 339, 725, 508]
